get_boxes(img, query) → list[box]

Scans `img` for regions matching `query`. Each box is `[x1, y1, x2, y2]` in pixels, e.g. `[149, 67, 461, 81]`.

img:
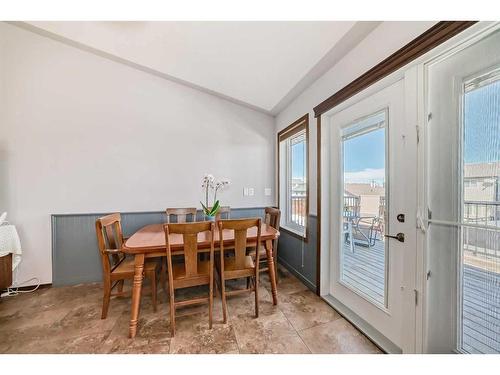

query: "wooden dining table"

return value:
[123, 223, 280, 338]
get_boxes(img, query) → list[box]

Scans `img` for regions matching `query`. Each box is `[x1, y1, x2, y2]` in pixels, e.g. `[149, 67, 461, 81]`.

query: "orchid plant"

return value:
[200, 174, 230, 217]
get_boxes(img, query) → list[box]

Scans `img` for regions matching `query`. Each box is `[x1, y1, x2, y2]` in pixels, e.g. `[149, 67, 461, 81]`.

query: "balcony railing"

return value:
[463, 201, 500, 259]
[464, 200, 500, 226]
[291, 194, 306, 227]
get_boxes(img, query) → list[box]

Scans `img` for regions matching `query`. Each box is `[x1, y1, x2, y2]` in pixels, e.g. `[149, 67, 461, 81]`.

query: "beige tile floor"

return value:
[0, 265, 381, 354]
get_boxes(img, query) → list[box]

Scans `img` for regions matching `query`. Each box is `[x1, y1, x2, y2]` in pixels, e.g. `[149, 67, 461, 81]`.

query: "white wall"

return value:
[0, 22, 275, 285]
[275, 21, 437, 215]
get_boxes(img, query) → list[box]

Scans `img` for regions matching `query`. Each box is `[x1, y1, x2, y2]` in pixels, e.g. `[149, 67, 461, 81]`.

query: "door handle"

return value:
[384, 233, 405, 242]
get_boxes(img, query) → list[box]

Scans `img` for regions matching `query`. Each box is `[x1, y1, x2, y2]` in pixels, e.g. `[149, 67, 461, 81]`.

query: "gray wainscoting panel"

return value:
[51, 207, 265, 286]
[277, 215, 317, 291]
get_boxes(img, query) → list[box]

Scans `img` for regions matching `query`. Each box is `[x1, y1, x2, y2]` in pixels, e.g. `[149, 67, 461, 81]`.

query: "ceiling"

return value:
[21, 21, 381, 115]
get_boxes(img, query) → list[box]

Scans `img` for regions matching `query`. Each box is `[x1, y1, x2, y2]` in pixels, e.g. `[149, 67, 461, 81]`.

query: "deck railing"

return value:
[463, 201, 500, 258]
[464, 200, 500, 225]
[291, 194, 307, 227]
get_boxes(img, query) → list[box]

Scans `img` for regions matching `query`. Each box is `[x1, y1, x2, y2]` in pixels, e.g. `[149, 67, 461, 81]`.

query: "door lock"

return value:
[384, 233, 405, 242]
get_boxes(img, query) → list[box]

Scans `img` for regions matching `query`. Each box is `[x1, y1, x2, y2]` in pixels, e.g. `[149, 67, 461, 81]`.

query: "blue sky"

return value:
[343, 127, 386, 184]
[464, 80, 500, 164]
[292, 142, 305, 178]
[344, 128, 385, 172]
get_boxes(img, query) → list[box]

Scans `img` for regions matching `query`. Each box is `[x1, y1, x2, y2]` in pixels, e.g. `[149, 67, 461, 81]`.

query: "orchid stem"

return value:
[205, 185, 209, 213]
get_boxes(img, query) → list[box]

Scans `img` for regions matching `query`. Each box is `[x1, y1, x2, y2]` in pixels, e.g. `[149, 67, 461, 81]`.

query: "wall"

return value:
[0, 22, 275, 285]
[275, 21, 437, 215]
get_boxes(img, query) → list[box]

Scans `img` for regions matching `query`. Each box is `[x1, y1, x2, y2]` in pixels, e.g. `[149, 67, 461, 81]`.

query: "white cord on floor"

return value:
[1, 277, 40, 297]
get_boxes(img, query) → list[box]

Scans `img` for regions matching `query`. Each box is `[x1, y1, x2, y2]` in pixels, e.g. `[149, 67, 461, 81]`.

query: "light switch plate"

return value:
[264, 188, 272, 196]
[243, 187, 249, 196]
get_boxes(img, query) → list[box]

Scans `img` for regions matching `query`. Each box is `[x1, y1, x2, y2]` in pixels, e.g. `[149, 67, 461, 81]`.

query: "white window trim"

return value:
[278, 115, 309, 239]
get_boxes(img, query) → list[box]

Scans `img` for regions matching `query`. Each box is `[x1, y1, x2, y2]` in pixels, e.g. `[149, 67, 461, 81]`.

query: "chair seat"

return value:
[218, 255, 255, 280]
[224, 255, 254, 271]
[172, 260, 210, 280]
[112, 258, 157, 276]
[248, 248, 267, 258]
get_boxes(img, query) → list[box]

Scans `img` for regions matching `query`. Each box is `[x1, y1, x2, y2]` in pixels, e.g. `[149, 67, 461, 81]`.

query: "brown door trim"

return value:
[313, 21, 477, 118]
[314, 21, 477, 296]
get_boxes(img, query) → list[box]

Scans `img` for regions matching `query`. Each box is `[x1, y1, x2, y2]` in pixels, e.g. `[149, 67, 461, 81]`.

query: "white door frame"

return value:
[318, 22, 499, 354]
[322, 73, 418, 354]
[421, 23, 500, 354]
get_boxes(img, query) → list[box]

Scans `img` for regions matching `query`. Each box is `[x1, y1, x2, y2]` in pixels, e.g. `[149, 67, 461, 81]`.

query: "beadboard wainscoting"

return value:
[51, 207, 265, 286]
[277, 215, 317, 292]
[52, 209, 319, 288]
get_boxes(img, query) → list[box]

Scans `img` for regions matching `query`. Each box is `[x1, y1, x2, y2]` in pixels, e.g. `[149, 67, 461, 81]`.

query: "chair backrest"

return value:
[218, 218, 261, 270]
[343, 196, 361, 218]
[378, 196, 385, 219]
[166, 208, 197, 223]
[164, 221, 215, 280]
[264, 207, 281, 252]
[378, 196, 386, 221]
[95, 213, 125, 275]
[210, 206, 230, 221]
[264, 207, 281, 229]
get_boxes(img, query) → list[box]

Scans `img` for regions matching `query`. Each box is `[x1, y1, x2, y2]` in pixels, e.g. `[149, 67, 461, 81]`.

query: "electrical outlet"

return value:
[264, 188, 272, 196]
[248, 188, 254, 196]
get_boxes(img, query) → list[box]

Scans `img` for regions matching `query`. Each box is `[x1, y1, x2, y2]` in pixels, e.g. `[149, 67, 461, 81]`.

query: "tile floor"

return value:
[0, 265, 381, 354]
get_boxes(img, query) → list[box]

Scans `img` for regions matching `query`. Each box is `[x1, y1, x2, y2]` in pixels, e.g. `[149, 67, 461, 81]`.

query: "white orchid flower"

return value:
[213, 178, 230, 202]
[201, 174, 230, 216]
[202, 174, 215, 188]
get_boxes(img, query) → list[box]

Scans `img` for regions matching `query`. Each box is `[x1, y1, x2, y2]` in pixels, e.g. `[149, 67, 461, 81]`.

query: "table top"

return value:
[123, 223, 280, 254]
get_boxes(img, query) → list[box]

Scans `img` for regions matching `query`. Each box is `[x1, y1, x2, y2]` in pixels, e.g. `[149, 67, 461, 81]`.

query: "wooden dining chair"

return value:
[166, 207, 198, 223]
[95, 213, 158, 319]
[250, 207, 281, 281]
[216, 218, 261, 322]
[204, 206, 231, 221]
[163, 208, 198, 287]
[216, 206, 231, 220]
[164, 221, 215, 336]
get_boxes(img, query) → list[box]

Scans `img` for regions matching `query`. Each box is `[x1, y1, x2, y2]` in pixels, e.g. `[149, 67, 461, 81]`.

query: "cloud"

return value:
[344, 168, 385, 183]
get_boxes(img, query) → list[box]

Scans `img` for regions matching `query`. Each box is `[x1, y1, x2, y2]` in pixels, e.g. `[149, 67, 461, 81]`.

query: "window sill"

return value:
[279, 225, 308, 242]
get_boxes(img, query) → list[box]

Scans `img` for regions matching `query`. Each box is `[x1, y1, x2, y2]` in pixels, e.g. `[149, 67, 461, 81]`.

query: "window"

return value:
[341, 110, 387, 307]
[278, 114, 308, 238]
[459, 68, 500, 353]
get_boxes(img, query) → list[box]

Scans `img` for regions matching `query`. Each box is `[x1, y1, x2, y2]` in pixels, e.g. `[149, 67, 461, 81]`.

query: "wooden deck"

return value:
[341, 240, 385, 305]
[461, 264, 500, 353]
[341, 239, 500, 353]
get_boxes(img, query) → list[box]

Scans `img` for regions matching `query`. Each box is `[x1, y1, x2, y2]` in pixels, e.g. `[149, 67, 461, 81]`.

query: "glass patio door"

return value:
[328, 78, 418, 352]
[425, 27, 500, 353]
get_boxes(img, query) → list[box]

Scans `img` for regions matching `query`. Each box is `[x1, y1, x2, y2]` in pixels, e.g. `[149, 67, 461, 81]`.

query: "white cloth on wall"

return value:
[0, 213, 22, 271]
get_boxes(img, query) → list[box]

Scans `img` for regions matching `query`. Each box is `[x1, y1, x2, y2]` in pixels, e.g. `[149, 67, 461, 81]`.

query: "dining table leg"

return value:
[129, 253, 145, 338]
[265, 240, 278, 305]
[160, 257, 167, 292]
